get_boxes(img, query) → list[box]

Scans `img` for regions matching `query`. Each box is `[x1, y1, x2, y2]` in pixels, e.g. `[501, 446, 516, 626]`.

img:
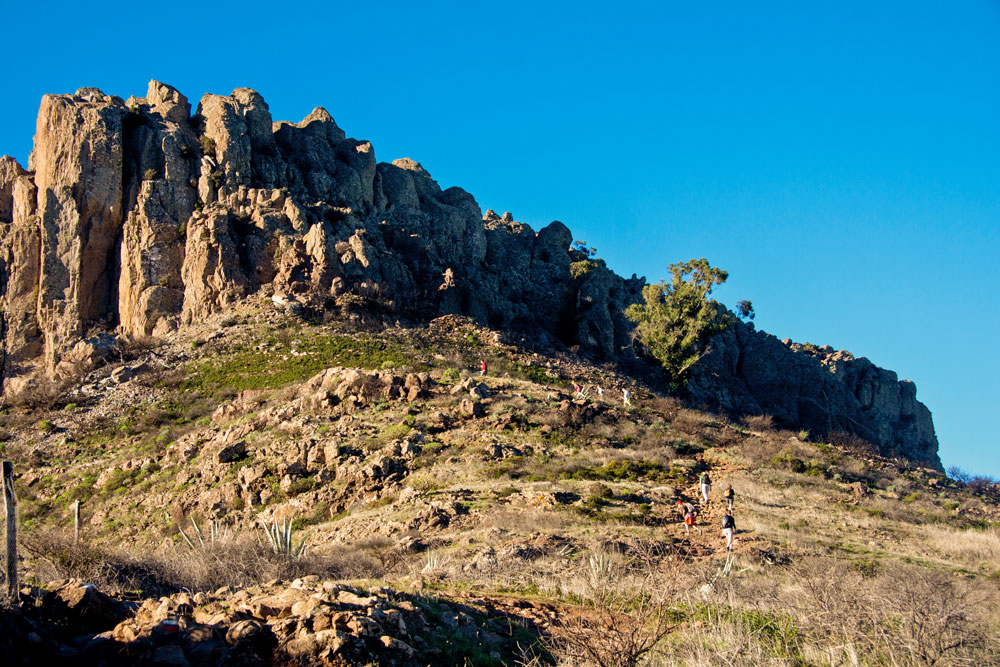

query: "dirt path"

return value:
[662, 455, 757, 561]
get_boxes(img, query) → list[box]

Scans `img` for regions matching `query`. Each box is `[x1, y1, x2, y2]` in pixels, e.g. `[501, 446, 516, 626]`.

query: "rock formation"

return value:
[687, 320, 940, 466]
[0, 80, 940, 467]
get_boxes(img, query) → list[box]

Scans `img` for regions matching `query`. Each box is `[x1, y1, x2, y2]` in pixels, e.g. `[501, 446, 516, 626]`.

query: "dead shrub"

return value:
[780, 558, 995, 666]
[671, 409, 712, 435]
[645, 396, 681, 421]
[4, 378, 74, 411]
[742, 413, 774, 431]
[544, 554, 683, 667]
[966, 475, 998, 495]
[699, 424, 742, 448]
[877, 567, 991, 666]
[136, 366, 186, 389]
[120, 335, 162, 359]
[731, 436, 779, 467]
[827, 430, 879, 456]
[22, 529, 175, 596]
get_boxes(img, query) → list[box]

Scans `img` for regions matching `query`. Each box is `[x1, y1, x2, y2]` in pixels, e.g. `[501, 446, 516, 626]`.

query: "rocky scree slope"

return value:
[0, 80, 938, 466]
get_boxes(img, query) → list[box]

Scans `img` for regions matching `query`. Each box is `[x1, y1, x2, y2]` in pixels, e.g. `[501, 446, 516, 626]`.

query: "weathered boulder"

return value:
[43, 581, 131, 635]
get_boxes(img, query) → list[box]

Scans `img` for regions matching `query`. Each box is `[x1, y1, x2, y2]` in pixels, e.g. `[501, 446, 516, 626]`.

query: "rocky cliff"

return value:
[688, 321, 940, 466]
[0, 81, 939, 467]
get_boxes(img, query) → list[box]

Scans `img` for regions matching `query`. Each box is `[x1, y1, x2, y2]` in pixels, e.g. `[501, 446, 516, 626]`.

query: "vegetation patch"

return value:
[565, 459, 674, 483]
[184, 331, 410, 392]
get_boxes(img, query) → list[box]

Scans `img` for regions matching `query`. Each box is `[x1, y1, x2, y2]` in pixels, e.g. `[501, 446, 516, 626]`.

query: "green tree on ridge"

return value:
[626, 258, 732, 388]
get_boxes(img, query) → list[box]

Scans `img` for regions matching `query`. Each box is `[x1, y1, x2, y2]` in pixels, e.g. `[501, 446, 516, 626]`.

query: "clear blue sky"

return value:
[2, 1, 998, 476]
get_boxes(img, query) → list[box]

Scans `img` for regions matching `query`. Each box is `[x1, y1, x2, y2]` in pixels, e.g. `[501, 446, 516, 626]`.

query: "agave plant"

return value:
[588, 552, 614, 585]
[260, 516, 307, 558]
[178, 517, 228, 549]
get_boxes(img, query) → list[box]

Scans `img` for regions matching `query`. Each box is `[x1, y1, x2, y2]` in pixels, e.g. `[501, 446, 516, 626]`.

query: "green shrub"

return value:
[570, 260, 599, 279]
[590, 483, 614, 498]
[286, 477, 316, 497]
[505, 361, 567, 387]
[771, 451, 806, 473]
[381, 424, 411, 441]
[625, 258, 733, 386]
[199, 135, 216, 155]
[566, 459, 670, 482]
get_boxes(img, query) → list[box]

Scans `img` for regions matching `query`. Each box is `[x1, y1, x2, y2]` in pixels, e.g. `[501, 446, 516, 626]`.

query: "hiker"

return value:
[677, 500, 701, 535]
[480, 360, 487, 376]
[573, 382, 582, 396]
[623, 388, 631, 406]
[596, 385, 604, 398]
[699, 471, 711, 504]
[724, 484, 735, 511]
[721, 511, 736, 551]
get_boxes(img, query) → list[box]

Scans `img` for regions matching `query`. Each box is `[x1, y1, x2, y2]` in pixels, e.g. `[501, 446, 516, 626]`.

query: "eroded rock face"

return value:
[687, 319, 941, 467]
[30, 88, 129, 372]
[1, 81, 609, 369]
[0, 80, 940, 465]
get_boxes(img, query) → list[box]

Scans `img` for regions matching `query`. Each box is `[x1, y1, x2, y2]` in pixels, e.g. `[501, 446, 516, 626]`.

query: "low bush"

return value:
[566, 459, 673, 483]
[743, 413, 775, 431]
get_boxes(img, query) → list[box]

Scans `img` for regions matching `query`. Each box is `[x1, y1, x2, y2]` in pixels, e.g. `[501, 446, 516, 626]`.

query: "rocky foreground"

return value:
[5, 576, 563, 666]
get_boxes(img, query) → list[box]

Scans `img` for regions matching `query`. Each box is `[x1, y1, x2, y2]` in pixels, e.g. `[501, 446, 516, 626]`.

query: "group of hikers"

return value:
[477, 360, 734, 553]
[678, 471, 737, 552]
[571, 381, 630, 406]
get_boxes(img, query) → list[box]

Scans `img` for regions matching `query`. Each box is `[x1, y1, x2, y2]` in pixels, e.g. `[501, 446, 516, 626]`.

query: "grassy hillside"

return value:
[2, 298, 998, 665]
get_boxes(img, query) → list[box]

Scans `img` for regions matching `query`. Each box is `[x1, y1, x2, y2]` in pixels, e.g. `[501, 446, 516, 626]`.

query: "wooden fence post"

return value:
[2, 460, 17, 602]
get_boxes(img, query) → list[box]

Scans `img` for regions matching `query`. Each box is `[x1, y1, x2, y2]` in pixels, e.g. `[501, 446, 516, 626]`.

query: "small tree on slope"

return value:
[626, 258, 732, 388]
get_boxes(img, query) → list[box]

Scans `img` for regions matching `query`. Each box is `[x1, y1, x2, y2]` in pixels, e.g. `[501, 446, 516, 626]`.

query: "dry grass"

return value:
[742, 413, 774, 431]
[482, 507, 576, 534]
[21, 527, 395, 595]
[649, 557, 1000, 666]
[671, 409, 715, 436]
[922, 524, 1000, 562]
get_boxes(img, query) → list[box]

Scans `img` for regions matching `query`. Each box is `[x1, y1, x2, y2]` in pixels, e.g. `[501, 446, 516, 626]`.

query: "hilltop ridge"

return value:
[0, 80, 938, 466]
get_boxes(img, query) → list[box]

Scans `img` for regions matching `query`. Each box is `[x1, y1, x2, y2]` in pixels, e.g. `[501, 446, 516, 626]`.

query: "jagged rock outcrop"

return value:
[3, 81, 631, 360]
[688, 320, 940, 467]
[0, 80, 939, 466]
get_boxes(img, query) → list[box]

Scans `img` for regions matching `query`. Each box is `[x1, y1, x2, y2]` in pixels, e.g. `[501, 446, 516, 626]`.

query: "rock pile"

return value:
[4, 578, 533, 666]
